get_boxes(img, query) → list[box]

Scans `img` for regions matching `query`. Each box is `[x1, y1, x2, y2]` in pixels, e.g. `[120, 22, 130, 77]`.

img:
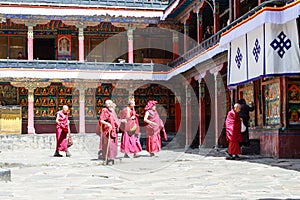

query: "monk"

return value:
[144, 100, 167, 157]
[225, 103, 243, 160]
[99, 100, 124, 165]
[120, 96, 142, 158]
[54, 105, 71, 157]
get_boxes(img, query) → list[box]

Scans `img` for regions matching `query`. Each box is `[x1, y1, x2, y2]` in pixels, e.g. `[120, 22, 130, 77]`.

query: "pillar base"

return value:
[27, 126, 35, 134]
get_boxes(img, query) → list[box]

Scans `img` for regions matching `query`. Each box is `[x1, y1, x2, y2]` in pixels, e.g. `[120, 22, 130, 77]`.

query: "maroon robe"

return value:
[120, 107, 142, 154]
[96, 119, 103, 151]
[225, 109, 243, 155]
[56, 110, 69, 152]
[145, 110, 167, 153]
[100, 108, 120, 160]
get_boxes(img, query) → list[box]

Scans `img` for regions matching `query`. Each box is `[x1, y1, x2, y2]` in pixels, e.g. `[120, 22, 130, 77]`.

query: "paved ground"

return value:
[0, 147, 300, 200]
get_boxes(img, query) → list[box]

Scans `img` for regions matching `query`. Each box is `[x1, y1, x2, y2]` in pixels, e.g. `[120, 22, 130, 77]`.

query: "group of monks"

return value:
[54, 97, 167, 165]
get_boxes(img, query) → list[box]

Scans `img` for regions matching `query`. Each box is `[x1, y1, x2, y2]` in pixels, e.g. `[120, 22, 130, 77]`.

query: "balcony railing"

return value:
[3, 0, 171, 9]
[0, 59, 169, 72]
[169, 0, 287, 68]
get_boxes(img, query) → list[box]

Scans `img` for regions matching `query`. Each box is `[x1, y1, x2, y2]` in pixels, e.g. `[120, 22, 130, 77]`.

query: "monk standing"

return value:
[120, 96, 142, 158]
[225, 103, 243, 160]
[144, 100, 167, 157]
[54, 105, 71, 157]
[99, 100, 123, 165]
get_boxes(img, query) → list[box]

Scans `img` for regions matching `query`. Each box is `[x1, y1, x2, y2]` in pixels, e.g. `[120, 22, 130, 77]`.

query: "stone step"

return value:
[0, 169, 11, 182]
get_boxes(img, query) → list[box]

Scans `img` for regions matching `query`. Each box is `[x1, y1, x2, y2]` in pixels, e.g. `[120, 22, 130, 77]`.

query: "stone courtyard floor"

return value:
[0, 145, 300, 200]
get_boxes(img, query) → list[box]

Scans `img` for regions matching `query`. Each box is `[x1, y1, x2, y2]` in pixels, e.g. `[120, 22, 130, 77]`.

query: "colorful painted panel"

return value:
[264, 82, 280, 125]
[288, 83, 300, 125]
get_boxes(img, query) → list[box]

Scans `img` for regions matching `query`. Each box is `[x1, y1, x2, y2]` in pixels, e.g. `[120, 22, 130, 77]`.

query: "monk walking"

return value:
[225, 103, 243, 160]
[120, 96, 142, 158]
[144, 100, 167, 157]
[99, 100, 123, 165]
[54, 105, 71, 157]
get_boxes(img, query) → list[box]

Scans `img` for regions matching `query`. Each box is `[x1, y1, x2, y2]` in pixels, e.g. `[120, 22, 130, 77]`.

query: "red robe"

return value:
[56, 110, 69, 152]
[225, 109, 243, 155]
[100, 108, 120, 160]
[145, 110, 167, 153]
[120, 107, 142, 154]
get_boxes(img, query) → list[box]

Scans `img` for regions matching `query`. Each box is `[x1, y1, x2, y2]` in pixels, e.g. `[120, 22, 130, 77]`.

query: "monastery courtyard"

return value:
[0, 134, 300, 200]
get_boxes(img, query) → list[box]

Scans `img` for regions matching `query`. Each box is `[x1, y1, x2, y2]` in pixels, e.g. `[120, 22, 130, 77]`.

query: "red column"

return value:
[78, 27, 84, 62]
[127, 28, 134, 63]
[229, 0, 233, 23]
[27, 25, 34, 61]
[234, 0, 240, 20]
[258, 0, 264, 5]
[185, 84, 192, 148]
[196, 11, 203, 44]
[213, 2, 220, 34]
[172, 31, 179, 59]
[175, 96, 181, 132]
[198, 79, 206, 146]
[184, 21, 189, 53]
[27, 88, 35, 134]
[79, 88, 85, 133]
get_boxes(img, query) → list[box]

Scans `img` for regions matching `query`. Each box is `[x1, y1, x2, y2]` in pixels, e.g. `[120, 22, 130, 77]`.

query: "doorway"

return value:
[33, 38, 55, 60]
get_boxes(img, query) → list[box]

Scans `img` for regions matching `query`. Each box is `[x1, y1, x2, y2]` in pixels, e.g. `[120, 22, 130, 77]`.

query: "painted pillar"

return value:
[27, 88, 35, 134]
[213, 1, 220, 34]
[258, 0, 264, 5]
[198, 79, 206, 147]
[229, 0, 233, 23]
[27, 25, 34, 61]
[196, 11, 203, 44]
[185, 84, 192, 149]
[234, 0, 240, 20]
[127, 28, 134, 63]
[213, 71, 222, 145]
[172, 31, 179, 59]
[79, 88, 85, 133]
[183, 21, 189, 53]
[78, 27, 85, 62]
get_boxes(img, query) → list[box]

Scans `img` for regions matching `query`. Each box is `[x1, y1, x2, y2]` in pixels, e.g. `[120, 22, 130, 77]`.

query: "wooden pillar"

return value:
[127, 28, 134, 63]
[234, 0, 240, 20]
[79, 88, 85, 133]
[27, 88, 35, 134]
[27, 25, 34, 61]
[78, 26, 85, 62]
[229, 0, 233, 23]
[185, 84, 192, 148]
[213, 1, 220, 34]
[258, 0, 264, 4]
[183, 21, 189, 53]
[196, 11, 203, 44]
[172, 31, 179, 59]
[198, 78, 206, 147]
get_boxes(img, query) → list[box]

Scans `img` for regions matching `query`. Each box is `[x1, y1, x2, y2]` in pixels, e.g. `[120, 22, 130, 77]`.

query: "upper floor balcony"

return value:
[2, 0, 171, 9]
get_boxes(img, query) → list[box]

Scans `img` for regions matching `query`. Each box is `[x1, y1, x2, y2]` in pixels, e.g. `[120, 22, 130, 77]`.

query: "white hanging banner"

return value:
[247, 25, 264, 80]
[265, 20, 300, 75]
[228, 35, 247, 86]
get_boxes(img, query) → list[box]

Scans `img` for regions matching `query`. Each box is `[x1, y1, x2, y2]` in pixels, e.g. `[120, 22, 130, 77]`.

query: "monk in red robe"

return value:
[144, 100, 167, 157]
[225, 103, 243, 160]
[120, 96, 142, 158]
[54, 105, 71, 157]
[95, 118, 103, 160]
[99, 100, 123, 165]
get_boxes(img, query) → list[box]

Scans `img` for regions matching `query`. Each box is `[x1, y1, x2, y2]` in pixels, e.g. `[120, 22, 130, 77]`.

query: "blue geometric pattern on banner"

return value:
[270, 31, 292, 58]
[252, 39, 261, 63]
[235, 48, 243, 69]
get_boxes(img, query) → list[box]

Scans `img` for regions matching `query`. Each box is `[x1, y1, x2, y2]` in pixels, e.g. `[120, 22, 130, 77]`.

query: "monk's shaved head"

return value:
[234, 103, 241, 113]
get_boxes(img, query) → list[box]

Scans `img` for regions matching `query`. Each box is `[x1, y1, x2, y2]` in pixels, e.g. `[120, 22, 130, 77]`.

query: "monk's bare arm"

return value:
[144, 111, 156, 126]
[56, 114, 60, 124]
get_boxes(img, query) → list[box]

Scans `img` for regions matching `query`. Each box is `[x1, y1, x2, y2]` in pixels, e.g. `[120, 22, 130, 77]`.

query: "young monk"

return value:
[120, 96, 142, 158]
[144, 100, 167, 157]
[54, 105, 71, 157]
